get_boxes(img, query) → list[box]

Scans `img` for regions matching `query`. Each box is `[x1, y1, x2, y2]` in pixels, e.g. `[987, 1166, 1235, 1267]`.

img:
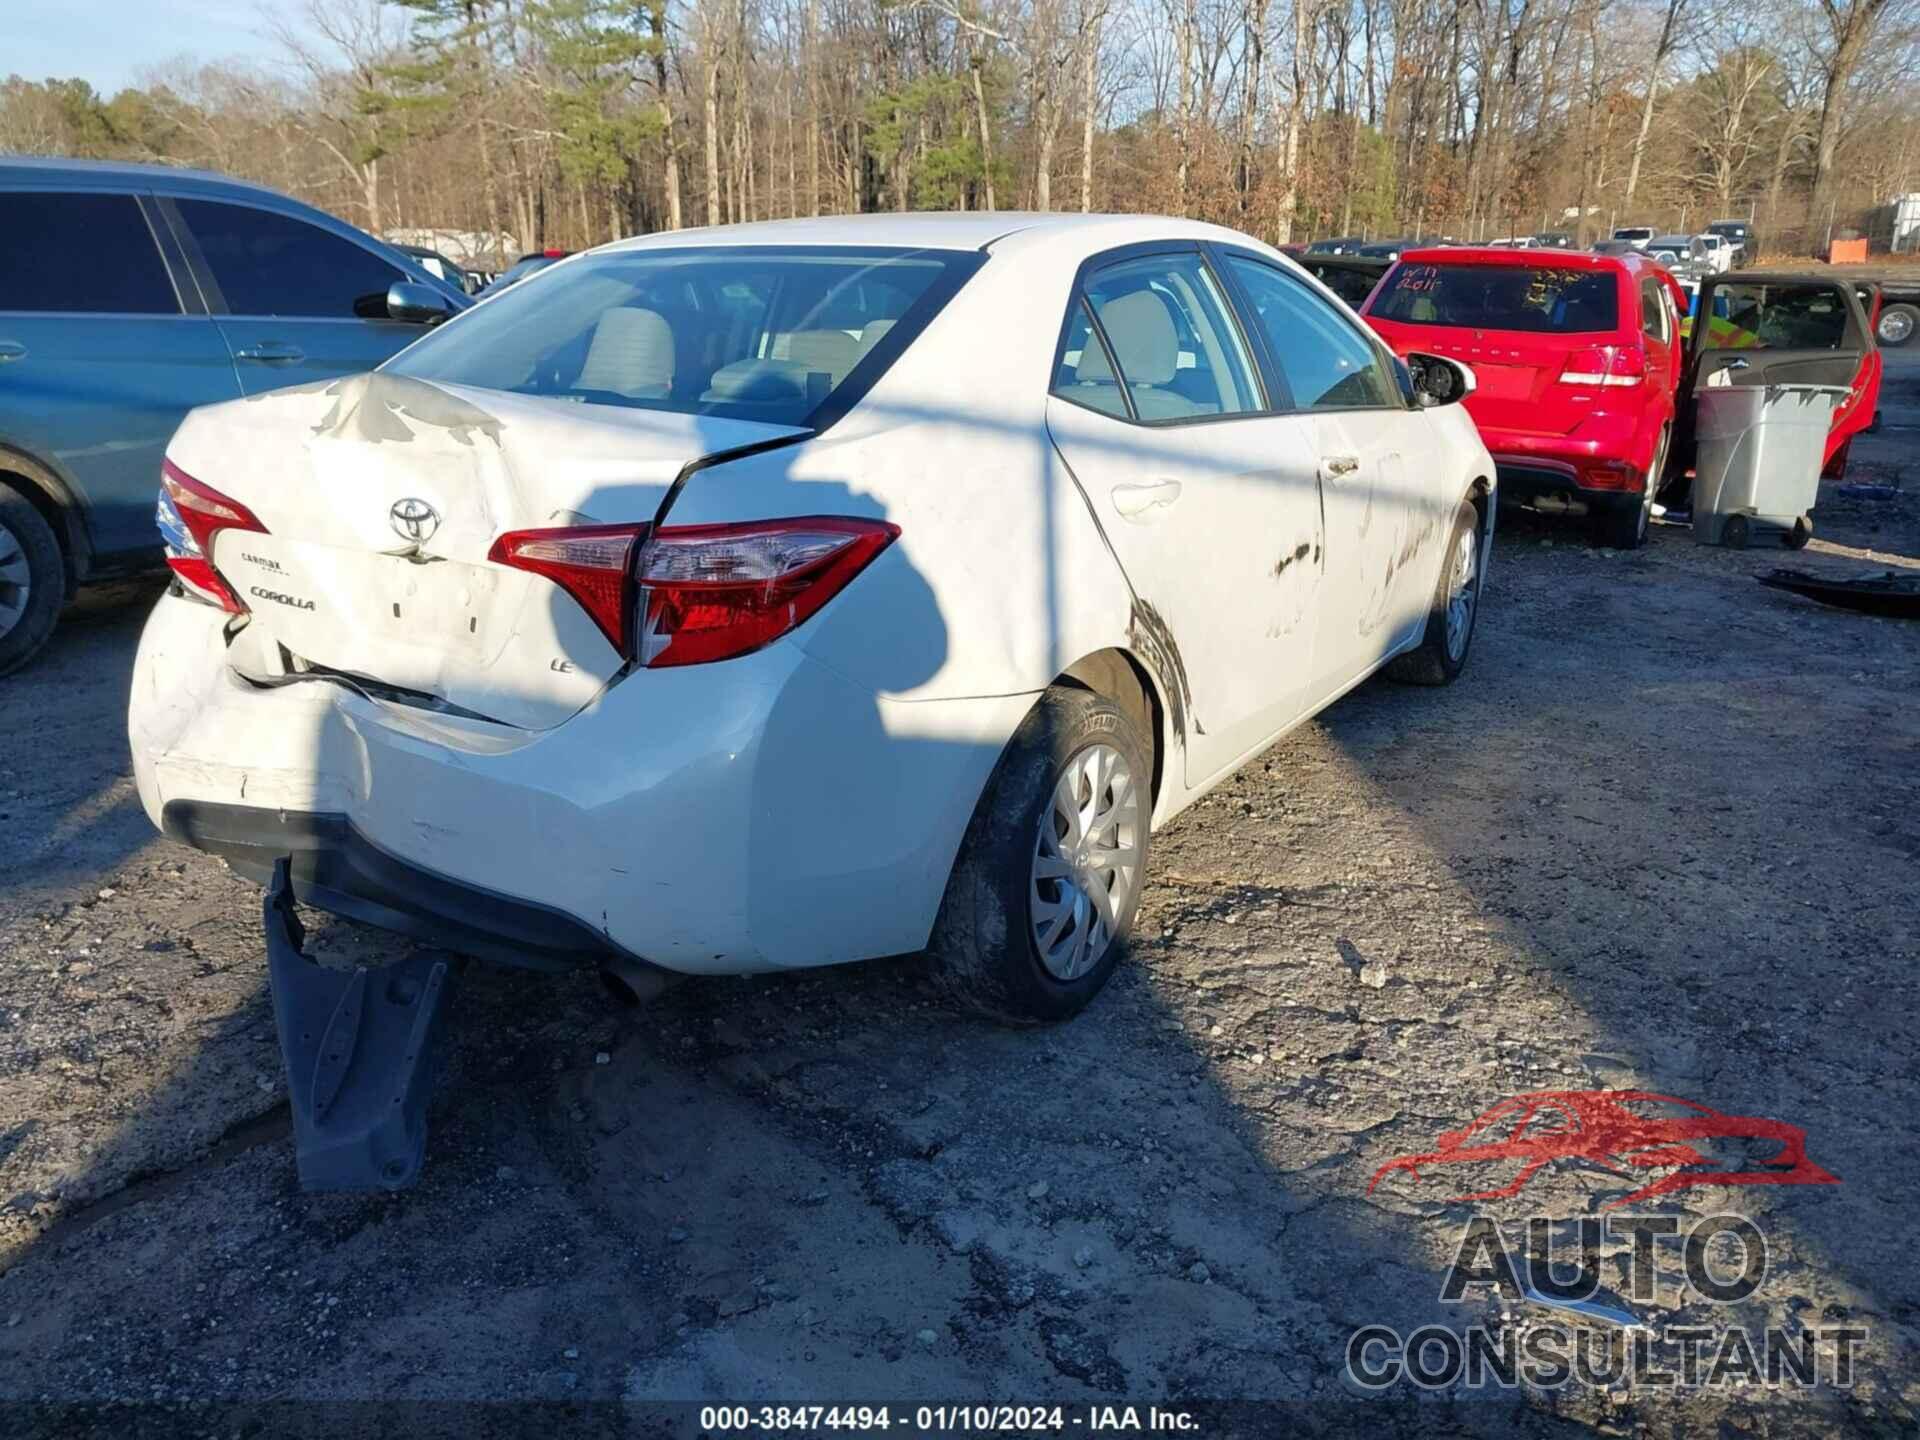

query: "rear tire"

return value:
[927, 686, 1151, 1025]
[1721, 514, 1751, 550]
[0, 486, 63, 677]
[1387, 498, 1482, 687]
[1595, 428, 1665, 550]
[1784, 516, 1814, 550]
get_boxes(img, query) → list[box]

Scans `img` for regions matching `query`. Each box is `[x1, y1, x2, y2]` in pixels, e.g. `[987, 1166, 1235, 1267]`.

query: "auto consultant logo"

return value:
[1367, 1089, 1839, 1209]
[1352, 1090, 1852, 1395]
[1346, 1211, 1867, 1392]
[390, 497, 441, 544]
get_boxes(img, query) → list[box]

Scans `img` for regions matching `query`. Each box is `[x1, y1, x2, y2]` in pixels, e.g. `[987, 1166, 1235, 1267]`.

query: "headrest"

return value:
[578, 307, 674, 396]
[1080, 290, 1179, 385]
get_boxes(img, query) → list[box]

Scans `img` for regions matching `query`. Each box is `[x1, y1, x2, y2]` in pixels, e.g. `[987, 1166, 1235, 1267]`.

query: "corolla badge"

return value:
[390, 497, 440, 543]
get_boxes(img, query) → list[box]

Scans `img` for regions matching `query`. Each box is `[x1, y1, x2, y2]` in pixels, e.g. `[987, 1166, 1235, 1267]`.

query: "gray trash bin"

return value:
[1691, 382, 1849, 548]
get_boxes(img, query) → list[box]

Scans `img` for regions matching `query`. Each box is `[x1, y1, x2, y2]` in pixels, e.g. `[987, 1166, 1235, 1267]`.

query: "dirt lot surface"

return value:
[1, 353, 1917, 1434]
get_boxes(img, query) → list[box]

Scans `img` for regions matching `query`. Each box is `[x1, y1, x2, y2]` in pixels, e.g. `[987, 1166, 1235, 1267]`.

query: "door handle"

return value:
[235, 342, 305, 364]
[0, 341, 26, 363]
[1722, 358, 1751, 371]
[1111, 480, 1182, 520]
[1321, 455, 1361, 479]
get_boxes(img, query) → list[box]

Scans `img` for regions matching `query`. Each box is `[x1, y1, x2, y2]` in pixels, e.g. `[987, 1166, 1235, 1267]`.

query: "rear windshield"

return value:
[1369, 263, 1620, 333]
[389, 245, 975, 426]
[1305, 262, 1384, 307]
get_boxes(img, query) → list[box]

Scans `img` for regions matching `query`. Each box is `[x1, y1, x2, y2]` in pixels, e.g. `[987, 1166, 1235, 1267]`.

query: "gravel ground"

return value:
[0, 353, 1916, 1434]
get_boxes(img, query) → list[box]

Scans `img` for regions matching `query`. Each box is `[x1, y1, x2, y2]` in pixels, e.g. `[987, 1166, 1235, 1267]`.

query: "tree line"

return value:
[3, 0, 1915, 265]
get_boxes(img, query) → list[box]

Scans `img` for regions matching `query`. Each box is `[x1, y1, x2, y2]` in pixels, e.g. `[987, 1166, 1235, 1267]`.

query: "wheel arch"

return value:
[0, 445, 89, 592]
[1055, 646, 1170, 812]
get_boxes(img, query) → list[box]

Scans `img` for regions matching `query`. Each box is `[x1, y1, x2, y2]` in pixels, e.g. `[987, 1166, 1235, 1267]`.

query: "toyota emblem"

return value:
[390, 498, 440, 544]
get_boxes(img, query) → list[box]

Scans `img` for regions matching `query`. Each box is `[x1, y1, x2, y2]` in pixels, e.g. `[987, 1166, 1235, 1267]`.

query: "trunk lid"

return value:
[171, 373, 804, 729]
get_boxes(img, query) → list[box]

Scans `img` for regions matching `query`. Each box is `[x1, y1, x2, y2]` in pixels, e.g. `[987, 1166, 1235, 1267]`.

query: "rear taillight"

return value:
[157, 459, 267, 612]
[487, 524, 646, 654]
[1558, 346, 1647, 387]
[636, 517, 899, 667]
[488, 515, 897, 666]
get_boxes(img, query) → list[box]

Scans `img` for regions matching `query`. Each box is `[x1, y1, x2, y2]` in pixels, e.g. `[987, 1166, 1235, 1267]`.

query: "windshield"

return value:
[1370, 263, 1620, 333]
[390, 245, 977, 426]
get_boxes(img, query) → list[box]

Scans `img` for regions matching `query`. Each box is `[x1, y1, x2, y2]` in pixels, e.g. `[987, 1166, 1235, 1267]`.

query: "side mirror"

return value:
[386, 280, 455, 325]
[1405, 352, 1476, 407]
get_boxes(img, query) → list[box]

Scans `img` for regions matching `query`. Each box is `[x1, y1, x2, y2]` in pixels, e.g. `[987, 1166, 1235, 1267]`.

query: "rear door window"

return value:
[1371, 263, 1620, 333]
[174, 199, 407, 318]
[1062, 253, 1261, 422]
[1054, 300, 1130, 418]
[0, 191, 179, 314]
[1223, 255, 1396, 410]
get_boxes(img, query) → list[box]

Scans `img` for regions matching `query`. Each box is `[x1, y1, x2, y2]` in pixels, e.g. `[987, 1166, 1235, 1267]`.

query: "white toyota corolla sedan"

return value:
[131, 213, 1495, 1024]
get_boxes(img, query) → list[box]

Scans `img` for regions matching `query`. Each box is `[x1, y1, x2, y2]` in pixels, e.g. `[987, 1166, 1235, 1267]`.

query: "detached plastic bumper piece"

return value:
[264, 858, 458, 1191]
[1759, 568, 1920, 619]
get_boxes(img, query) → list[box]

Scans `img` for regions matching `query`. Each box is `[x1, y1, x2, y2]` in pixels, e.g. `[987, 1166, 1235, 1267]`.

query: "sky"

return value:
[6, 0, 327, 95]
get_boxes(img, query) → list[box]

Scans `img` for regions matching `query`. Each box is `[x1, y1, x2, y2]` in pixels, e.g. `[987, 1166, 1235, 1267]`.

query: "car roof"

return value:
[0, 154, 292, 202]
[601, 211, 1269, 257]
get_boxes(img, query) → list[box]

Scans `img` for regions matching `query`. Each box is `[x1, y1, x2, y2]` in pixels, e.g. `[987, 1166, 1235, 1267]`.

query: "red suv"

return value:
[1364, 248, 1686, 547]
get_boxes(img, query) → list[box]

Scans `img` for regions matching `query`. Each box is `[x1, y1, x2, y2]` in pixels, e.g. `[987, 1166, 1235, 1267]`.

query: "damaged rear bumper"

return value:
[130, 590, 1031, 974]
[169, 800, 626, 971]
[264, 858, 455, 1191]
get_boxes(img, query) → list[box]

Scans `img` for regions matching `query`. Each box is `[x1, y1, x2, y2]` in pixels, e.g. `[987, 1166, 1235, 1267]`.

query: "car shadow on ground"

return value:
[0, 404, 1558, 1433]
[4, 414, 1917, 1433]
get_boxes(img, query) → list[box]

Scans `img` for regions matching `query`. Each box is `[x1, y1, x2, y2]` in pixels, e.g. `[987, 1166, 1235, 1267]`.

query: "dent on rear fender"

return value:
[1126, 599, 1195, 743]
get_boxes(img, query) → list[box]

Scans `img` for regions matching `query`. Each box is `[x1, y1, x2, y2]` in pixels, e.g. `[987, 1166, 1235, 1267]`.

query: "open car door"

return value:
[1676, 273, 1881, 480]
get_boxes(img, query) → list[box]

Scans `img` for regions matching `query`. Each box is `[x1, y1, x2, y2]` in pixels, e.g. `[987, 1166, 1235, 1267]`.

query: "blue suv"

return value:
[0, 158, 471, 673]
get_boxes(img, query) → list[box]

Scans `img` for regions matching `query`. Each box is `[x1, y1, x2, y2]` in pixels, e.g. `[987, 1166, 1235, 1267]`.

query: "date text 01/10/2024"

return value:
[695, 1405, 1200, 1432]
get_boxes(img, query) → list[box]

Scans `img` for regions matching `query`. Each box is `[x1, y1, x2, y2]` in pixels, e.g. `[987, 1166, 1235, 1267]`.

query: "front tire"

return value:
[1387, 498, 1482, 687]
[0, 487, 64, 677]
[928, 686, 1151, 1024]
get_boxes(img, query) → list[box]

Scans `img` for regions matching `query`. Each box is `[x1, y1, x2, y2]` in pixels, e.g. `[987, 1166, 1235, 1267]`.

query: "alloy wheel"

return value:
[1444, 523, 1478, 662]
[1031, 743, 1142, 981]
[0, 521, 32, 643]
